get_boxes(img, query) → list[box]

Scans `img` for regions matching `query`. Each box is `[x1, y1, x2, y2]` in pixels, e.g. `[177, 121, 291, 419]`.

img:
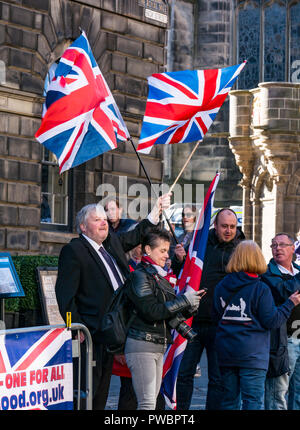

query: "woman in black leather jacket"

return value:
[124, 228, 204, 410]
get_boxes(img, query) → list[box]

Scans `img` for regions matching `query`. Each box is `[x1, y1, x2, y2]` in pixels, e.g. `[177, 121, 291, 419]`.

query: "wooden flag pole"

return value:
[129, 138, 178, 244]
[169, 140, 201, 193]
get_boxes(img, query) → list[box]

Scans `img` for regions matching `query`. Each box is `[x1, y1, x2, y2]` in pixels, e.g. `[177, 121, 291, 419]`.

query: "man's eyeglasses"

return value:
[270, 243, 294, 249]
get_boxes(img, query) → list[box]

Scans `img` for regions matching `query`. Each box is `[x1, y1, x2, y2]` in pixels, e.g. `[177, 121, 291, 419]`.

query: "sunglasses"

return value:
[183, 213, 195, 219]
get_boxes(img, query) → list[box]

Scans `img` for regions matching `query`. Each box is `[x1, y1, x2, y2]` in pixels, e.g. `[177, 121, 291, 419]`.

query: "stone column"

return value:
[228, 89, 253, 239]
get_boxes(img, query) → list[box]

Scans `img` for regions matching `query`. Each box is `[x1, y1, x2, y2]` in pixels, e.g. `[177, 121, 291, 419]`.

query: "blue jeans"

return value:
[176, 324, 224, 410]
[220, 367, 267, 410]
[265, 373, 289, 410]
[287, 337, 300, 410]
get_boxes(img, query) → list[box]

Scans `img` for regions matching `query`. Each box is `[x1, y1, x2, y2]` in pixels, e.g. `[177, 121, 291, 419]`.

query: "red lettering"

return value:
[5, 372, 27, 388]
[51, 366, 56, 381]
[5, 373, 12, 388]
[42, 368, 48, 383]
[30, 370, 35, 384]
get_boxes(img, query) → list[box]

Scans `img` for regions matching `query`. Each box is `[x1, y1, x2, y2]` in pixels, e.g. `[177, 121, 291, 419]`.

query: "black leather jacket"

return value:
[126, 261, 192, 344]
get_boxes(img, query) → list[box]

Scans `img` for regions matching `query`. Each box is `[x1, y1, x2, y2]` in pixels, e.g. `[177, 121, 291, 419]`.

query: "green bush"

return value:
[5, 255, 58, 313]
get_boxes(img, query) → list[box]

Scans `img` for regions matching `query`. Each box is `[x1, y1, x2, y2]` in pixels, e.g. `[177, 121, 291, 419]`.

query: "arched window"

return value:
[236, 0, 261, 89]
[41, 61, 73, 231]
[263, 0, 286, 82]
[235, 0, 300, 88]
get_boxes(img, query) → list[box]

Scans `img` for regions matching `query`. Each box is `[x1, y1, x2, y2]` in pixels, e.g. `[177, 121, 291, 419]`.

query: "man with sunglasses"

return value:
[169, 205, 197, 262]
[262, 233, 300, 410]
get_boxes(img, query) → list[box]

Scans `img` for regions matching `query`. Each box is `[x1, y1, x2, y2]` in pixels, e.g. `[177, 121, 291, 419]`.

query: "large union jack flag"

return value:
[161, 172, 220, 410]
[0, 328, 73, 410]
[137, 62, 246, 154]
[35, 31, 130, 173]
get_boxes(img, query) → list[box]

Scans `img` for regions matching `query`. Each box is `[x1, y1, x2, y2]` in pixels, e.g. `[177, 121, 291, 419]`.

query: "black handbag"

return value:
[99, 280, 136, 354]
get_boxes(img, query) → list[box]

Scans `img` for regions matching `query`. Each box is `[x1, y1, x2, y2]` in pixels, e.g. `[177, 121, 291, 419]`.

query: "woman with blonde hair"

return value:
[212, 240, 300, 410]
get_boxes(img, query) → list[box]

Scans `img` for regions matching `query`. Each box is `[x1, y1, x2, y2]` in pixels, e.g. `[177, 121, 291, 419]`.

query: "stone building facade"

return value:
[1, 0, 300, 259]
[227, 0, 300, 259]
[229, 83, 300, 261]
[0, 0, 168, 255]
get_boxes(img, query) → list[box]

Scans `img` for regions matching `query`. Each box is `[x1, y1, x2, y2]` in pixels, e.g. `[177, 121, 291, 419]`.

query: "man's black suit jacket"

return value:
[55, 218, 153, 343]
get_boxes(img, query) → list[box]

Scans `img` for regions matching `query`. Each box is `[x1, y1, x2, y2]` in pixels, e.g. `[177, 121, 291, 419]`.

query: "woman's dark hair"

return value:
[141, 228, 171, 254]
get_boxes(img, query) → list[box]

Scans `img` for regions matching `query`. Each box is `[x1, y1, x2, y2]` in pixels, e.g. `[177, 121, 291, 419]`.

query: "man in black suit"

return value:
[55, 194, 170, 410]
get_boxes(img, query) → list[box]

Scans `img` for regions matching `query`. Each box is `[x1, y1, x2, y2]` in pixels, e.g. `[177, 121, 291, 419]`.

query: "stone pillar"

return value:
[228, 89, 253, 238]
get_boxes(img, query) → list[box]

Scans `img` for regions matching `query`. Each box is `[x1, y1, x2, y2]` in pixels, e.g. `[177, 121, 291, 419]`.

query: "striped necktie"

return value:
[99, 246, 123, 288]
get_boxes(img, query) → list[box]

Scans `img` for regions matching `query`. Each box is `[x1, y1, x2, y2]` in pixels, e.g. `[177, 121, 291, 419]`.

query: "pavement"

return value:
[105, 352, 208, 410]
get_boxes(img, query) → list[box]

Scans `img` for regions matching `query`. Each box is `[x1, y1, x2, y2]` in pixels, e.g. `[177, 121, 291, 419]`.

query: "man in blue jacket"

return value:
[262, 232, 300, 410]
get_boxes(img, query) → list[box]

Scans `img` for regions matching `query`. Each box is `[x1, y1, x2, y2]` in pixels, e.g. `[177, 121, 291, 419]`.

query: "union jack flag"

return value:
[0, 328, 73, 410]
[137, 62, 246, 154]
[35, 31, 130, 173]
[161, 172, 220, 409]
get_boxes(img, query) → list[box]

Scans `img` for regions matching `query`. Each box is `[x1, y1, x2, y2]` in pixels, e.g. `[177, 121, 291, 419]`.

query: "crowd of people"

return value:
[55, 195, 300, 410]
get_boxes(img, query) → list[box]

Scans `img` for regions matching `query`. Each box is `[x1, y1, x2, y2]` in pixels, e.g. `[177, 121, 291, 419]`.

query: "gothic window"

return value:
[237, 0, 261, 89]
[263, 1, 286, 82]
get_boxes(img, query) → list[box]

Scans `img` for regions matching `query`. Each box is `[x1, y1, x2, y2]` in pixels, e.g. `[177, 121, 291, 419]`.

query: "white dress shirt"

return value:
[277, 263, 299, 276]
[82, 234, 124, 291]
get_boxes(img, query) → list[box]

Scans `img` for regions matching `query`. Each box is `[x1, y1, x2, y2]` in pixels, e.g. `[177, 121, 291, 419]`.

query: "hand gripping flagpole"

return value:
[129, 137, 178, 244]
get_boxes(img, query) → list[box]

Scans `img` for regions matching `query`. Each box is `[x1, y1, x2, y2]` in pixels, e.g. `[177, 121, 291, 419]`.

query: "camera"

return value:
[168, 313, 197, 342]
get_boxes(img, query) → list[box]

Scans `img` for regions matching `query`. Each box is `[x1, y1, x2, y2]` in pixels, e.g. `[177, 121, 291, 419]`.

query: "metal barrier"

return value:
[0, 323, 94, 410]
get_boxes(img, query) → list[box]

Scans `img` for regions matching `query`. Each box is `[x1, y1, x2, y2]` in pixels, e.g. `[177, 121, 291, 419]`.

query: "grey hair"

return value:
[273, 232, 295, 244]
[75, 203, 106, 234]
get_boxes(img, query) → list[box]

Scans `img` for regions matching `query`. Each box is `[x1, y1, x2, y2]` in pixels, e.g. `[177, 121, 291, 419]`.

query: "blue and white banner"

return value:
[0, 328, 73, 410]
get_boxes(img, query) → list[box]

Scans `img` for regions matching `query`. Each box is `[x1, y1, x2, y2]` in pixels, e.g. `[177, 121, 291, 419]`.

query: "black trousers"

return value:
[92, 344, 114, 410]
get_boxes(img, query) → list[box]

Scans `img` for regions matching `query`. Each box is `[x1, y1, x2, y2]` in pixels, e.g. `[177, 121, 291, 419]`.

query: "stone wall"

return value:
[229, 82, 300, 260]
[0, 0, 168, 255]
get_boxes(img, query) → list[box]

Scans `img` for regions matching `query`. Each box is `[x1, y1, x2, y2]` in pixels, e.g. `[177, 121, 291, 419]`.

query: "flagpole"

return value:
[129, 137, 178, 244]
[169, 140, 201, 193]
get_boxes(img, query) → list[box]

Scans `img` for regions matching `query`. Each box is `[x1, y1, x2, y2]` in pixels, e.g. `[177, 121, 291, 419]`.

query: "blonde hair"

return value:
[226, 240, 267, 275]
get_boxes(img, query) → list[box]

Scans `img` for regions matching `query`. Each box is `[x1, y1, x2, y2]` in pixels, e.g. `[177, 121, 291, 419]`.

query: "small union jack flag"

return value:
[0, 328, 73, 410]
[137, 62, 246, 154]
[161, 172, 220, 410]
[35, 31, 130, 173]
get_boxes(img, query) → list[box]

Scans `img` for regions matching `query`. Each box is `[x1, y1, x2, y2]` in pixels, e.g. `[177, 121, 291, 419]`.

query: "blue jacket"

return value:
[261, 259, 300, 377]
[212, 272, 295, 370]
